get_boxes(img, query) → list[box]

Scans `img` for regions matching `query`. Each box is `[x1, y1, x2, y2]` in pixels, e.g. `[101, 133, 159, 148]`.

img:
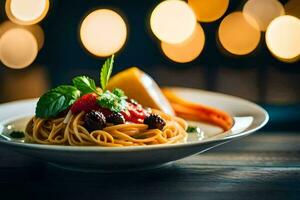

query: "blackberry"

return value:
[84, 110, 106, 132]
[107, 112, 125, 124]
[143, 114, 166, 130]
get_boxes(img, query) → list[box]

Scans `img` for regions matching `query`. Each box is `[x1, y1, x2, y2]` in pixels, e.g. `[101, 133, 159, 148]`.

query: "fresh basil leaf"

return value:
[35, 85, 80, 119]
[36, 92, 70, 118]
[100, 55, 114, 90]
[52, 85, 81, 99]
[97, 90, 127, 113]
[112, 88, 127, 99]
[72, 76, 97, 95]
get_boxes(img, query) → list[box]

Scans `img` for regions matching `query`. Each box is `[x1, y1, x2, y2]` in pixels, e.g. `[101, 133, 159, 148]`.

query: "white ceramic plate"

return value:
[0, 87, 268, 172]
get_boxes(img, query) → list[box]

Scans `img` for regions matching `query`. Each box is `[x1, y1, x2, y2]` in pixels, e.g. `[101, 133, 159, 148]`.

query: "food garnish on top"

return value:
[35, 55, 166, 132]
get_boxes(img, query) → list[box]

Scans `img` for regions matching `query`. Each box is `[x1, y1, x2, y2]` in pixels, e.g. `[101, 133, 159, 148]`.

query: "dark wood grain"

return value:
[0, 132, 299, 200]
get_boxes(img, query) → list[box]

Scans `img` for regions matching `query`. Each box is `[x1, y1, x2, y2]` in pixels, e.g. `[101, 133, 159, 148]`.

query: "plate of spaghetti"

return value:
[0, 56, 268, 172]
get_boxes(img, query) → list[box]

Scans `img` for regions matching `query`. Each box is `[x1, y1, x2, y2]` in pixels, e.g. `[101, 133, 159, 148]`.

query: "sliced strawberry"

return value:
[121, 110, 131, 121]
[71, 93, 99, 114]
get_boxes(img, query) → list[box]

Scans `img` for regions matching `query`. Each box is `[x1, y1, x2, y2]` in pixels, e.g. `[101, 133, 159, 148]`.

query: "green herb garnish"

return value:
[72, 76, 98, 95]
[97, 90, 127, 113]
[112, 88, 126, 98]
[35, 55, 127, 118]
[36, 85, 80, 118]
[186, 126, 199, 133]
[9, 131, 25, 139]
[100, 54, 114, 90]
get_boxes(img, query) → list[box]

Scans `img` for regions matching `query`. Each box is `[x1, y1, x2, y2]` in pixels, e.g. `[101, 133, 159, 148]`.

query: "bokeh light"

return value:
[266, 15, 300, 62]
[5, 0, 49, 25]
[188, 0, 229, 22]
[0, 28, 38, 69]
[26, 25, 45, 50]
[80, 9, 127, 57]
[243, 0, 285, 31]
[161, 23, 205, 63]
[150, 0, 196, 44]
[285, 0, 300, 19]
[218, 12, 261, 55]
[0, 21, 44, 50]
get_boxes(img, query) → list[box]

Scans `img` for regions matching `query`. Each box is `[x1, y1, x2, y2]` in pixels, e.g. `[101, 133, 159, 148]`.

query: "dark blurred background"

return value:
[0, 0, 299, 131]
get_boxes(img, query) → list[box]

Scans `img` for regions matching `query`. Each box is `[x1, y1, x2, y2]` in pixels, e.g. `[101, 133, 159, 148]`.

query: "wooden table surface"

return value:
[0, 132, 299, 200]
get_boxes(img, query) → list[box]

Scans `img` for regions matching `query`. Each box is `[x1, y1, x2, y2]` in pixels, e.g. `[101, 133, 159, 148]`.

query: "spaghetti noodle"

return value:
[25, 110, 188, 147]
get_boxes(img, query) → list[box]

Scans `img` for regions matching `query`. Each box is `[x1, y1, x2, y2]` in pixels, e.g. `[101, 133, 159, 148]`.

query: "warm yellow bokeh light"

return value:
[26, 25, 45, 50]
[218, 12, 261, 55]
[5, 0, 49, 25]
[266, 15, 300, 62]
[188, 0, 229, 22]
[150, 0, 196, 44]
[0, 21, 15, 36]
[243, 0, 285, 31]
[80, 9, 127, 57]
[0, 21, 44, 50]
[161, 24, 205, 63]
[0, 28, 38, 69]
[285, 0, 300, 19]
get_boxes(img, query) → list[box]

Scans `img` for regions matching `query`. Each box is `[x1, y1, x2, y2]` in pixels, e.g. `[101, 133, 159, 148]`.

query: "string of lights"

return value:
[0, 0, 299, 69]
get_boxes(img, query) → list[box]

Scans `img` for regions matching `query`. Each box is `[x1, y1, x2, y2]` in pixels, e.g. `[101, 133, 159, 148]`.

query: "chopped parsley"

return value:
[186, 126, 200, 133]
[9, 131, 25, 139]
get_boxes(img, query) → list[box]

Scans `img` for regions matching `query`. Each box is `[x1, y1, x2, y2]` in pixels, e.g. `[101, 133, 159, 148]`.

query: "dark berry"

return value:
[107, 112, 125, 125]
[143, 114, 166, 130]
[84, 110, 106, 132]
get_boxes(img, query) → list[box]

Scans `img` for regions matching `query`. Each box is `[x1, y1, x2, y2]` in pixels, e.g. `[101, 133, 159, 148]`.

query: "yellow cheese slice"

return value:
[107, 67, 174, 115]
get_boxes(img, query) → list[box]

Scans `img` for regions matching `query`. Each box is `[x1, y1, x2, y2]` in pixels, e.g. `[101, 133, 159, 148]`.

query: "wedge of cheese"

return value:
[107, 67, 175, 115]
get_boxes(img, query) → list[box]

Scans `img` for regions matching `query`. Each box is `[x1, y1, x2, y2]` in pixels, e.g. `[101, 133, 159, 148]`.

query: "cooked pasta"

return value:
[25, 110, 188, 147]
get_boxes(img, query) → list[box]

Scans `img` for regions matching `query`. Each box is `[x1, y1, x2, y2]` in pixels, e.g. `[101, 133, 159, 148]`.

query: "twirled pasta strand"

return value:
[25, 110, 188, 147]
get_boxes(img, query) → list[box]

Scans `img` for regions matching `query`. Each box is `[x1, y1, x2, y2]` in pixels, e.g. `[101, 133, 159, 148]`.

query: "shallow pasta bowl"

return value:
[0, 87, 268, 172]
